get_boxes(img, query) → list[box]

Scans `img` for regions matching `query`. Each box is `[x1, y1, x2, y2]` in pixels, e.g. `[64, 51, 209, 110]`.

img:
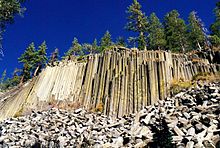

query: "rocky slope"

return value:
[0, 82, 220, 147]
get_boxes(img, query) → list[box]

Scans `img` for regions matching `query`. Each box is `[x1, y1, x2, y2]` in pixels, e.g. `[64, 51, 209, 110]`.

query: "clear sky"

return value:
[0, 0, 218, 76]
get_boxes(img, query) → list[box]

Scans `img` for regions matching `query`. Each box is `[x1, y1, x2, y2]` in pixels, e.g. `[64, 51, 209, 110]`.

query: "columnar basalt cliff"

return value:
[0, 48, 219, 120]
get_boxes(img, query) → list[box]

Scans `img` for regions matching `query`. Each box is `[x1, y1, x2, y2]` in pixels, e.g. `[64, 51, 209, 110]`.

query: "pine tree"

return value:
[116, 36, 127, 47]
[83, 43, 93, 54]
[210, 1, 220, 48]
[0, 68, 21, 91]
[37, 41, 48, 64]
[164, 10, 188, 52]
[188, 11, 206, 50]
[34, 41, 48, 76]
[210, 1, 220, 38]
[0, 0, 27, 56]
[12, 68, 21, 77]
[82, 38, 99, 54]
[128, 37, 137, 48]
[0, 69, 6, 90]
[49, 48, 59, 66]
[148, 13, 166, 50]
[125, 0, 148, 50]
[9, 68, 21, 87]
[64, 37, 83, 58]
[0, 69, 6, 84]
[150, 117, 174, 148]
[18, 42, 36, 82]
[100, 31, 113, 52]
[210, 35, 220, 47]
[92, 38, 99, 53]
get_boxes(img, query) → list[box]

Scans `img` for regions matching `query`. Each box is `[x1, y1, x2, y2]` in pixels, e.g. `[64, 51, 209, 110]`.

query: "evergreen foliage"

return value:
[21, 63, 31, 82]
[0, 69, 6, 91]
[2, 0, 220, 91]
[128, 37, 137, 48]
[83, 43, 93, 54]
[83, 39, 99, 54]
[49, 48, 59, 66]
[64, 37, 83, 58]
[92, 39, 99, 53]
[36, 41, 48, 66]
[125, 0, 148, 50]
[34, 41, 48, 76]
[0, 0, 26, 26]
[137, 34, 146, 50]
[164, 10, 188, 52]
[188, 11, 206, 50]
[4, 76, 20, 90]
[210, 1, 220, 38]
[18, 42, 36, 82]
[18, 41, 47, 81]
[150, 117, 174, 148]
[148, 13, 166, 50]
[0, 0, 26, 56]
[0, 69, 21, 91]
[0, 69, 6, 84]
[210, 35, 220, 47]
[100, 31, 113, 52]
[115, 36, 127, 47]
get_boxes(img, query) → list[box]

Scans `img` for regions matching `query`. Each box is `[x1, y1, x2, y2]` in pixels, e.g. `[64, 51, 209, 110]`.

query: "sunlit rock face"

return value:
[0, 82, 220, 147]
[0, 48, 219, 120]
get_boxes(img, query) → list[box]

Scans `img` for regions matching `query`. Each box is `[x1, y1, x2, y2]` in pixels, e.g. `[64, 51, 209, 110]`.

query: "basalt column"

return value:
[1, 49, 220, 120]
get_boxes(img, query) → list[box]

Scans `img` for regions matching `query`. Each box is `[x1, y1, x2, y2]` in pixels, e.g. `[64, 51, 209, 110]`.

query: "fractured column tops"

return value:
[0, 49, 219, 120]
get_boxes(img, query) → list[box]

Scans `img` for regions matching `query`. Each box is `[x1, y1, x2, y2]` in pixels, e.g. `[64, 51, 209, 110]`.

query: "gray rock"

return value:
[0, 82, 220, 147]
[186, 141, 194, 148]
[187, 127, 195, 136]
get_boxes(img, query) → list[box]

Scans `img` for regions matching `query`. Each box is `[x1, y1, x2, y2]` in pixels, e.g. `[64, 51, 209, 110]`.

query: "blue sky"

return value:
[0, 0, 218, 76]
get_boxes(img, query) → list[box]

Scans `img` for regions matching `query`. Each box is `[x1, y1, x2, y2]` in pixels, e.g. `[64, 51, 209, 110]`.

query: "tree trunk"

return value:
[181, 44, 185, 53]
[19, 75, 24, 85]
[197, 41, 202, 51]
[34, 65, 40, 77]
[140, 32, 147, 50]
[158, 46, 161, 51]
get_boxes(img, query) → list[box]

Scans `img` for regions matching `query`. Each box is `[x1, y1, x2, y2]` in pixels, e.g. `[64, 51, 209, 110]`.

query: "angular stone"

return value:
[186, 141, 194, 148]
[183, 112, 190, 119]
[187, 127, 195, 136]
[174, 126, 185, 136]
[172, 136, 183, 142]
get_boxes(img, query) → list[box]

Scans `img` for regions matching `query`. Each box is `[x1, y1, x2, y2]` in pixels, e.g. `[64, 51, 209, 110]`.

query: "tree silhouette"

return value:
[125, 0, 148, 50]
[149, 117, 174, 148]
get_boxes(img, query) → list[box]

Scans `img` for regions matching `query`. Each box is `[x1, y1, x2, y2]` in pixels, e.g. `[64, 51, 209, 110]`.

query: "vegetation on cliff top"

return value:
[0, 0, 220, 91]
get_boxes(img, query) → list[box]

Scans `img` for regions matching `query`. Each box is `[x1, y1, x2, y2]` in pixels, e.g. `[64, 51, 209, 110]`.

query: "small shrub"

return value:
[14, 106, 24, 118]
[192, 72, 210, 81]
[170, 79, 195, 95]
[48, 100, 82, 110]
[0, 76, 21, 92]
[193, 72, 220, 82]
[77, 55, 87, 62]
[149, 117, 175, 148]
[95, 102, 104, 112]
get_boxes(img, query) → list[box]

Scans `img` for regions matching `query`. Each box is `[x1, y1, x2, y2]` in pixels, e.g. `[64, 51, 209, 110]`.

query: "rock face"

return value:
[0, 48, 220, 120]
[0, 82, 220, 147]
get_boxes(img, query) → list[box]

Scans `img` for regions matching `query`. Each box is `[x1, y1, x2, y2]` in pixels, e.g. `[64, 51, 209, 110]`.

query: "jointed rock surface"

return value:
[0, 82, 220, 147]
[1, 49, 220, 121]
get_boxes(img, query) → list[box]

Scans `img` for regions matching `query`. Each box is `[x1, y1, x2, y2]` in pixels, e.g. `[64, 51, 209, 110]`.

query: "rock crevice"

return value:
[0, 49, 219, 120]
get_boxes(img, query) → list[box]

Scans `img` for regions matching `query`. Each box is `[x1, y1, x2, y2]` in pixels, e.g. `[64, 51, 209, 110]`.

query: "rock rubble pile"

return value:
[0, 82, 220, 147]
